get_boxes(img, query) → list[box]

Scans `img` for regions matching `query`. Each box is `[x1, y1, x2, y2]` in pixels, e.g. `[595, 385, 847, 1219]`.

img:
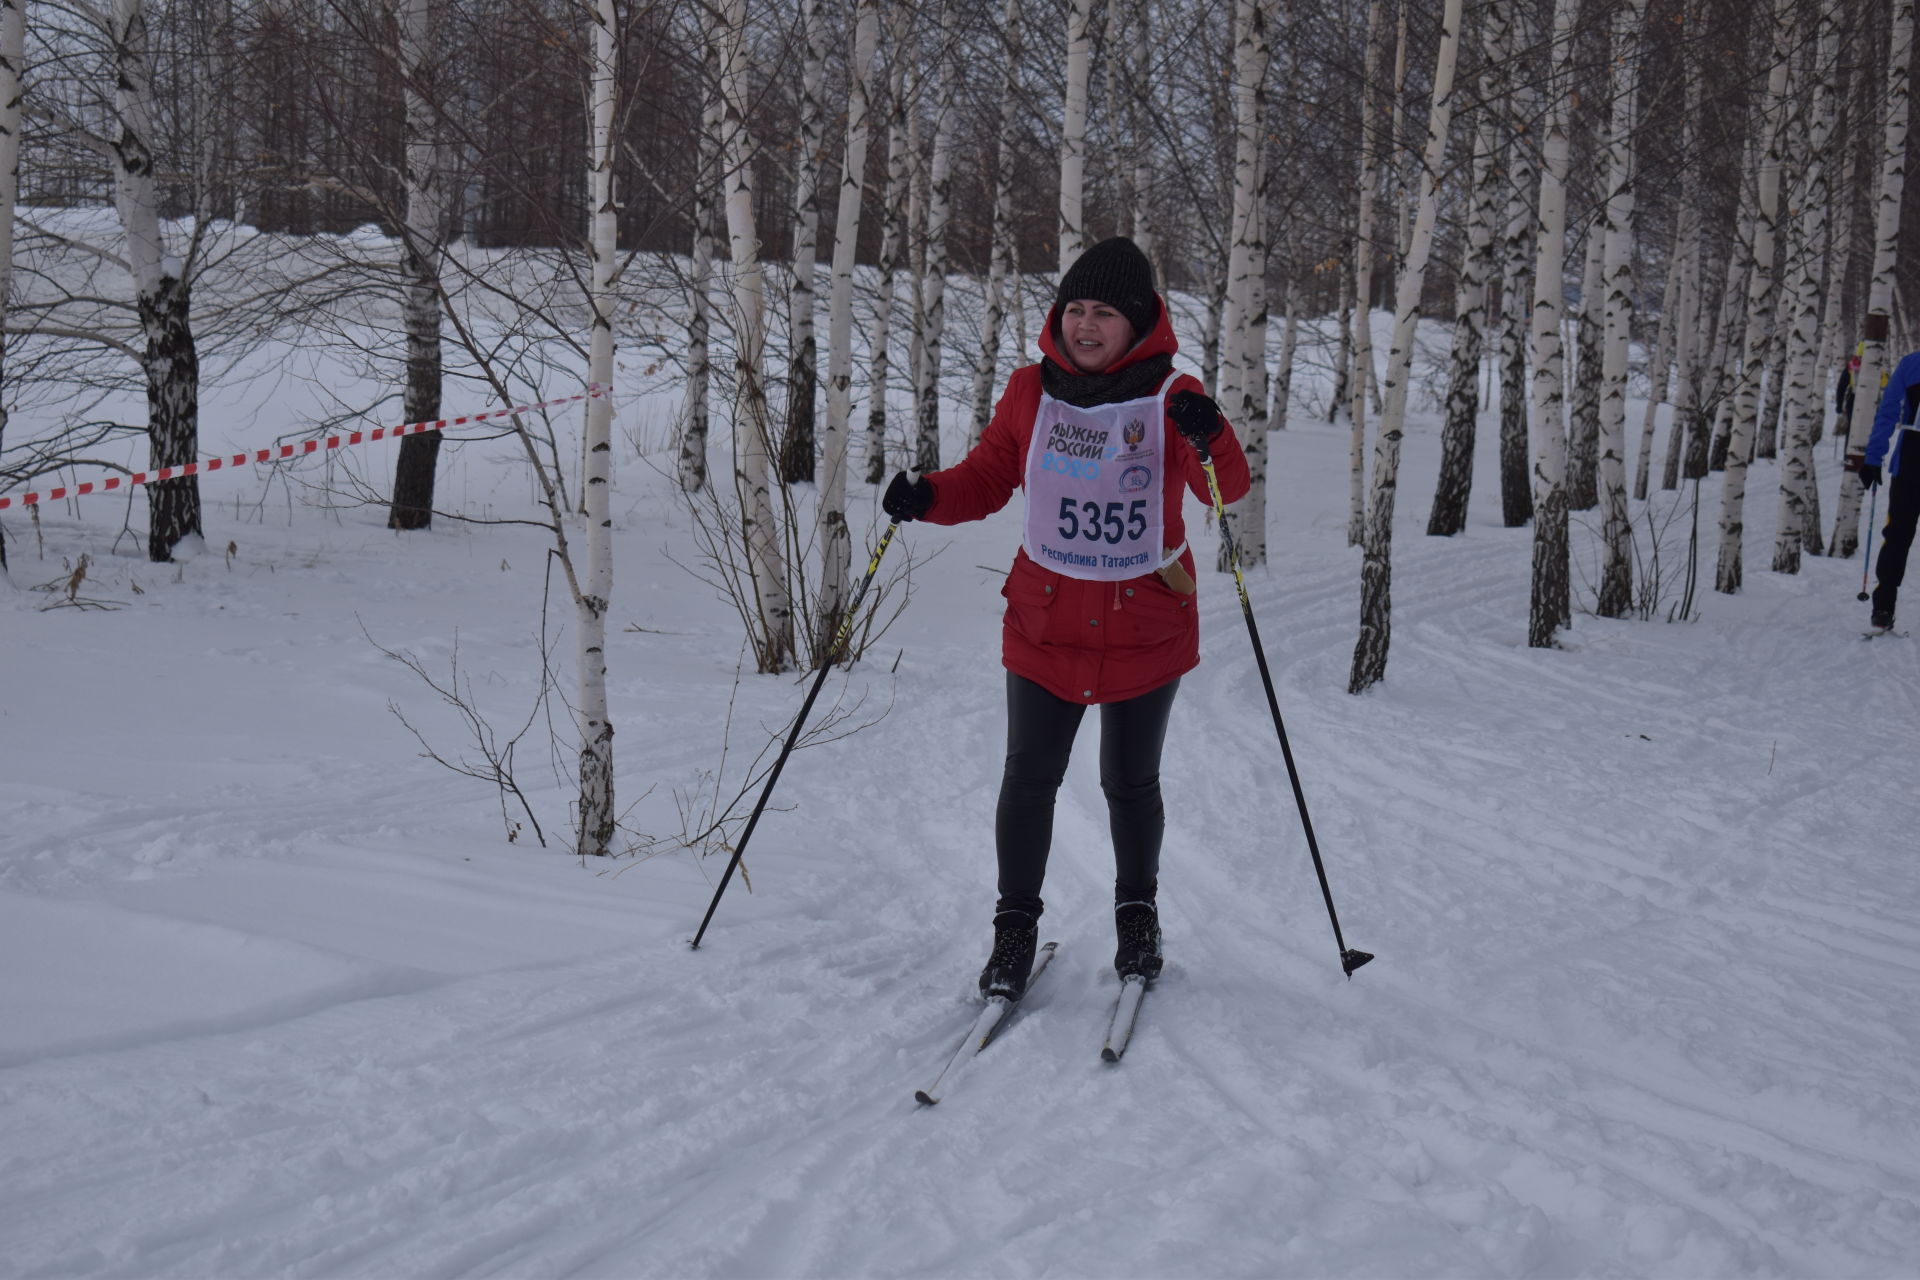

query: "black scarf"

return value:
[1039, 352, 1175, 408]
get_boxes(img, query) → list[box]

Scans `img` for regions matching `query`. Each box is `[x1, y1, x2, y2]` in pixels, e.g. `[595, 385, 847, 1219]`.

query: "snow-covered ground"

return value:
[5, 312, 1919, 1277]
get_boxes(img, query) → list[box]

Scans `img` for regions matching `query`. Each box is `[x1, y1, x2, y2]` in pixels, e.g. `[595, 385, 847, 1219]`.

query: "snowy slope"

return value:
[4, 369, 1919, 1278]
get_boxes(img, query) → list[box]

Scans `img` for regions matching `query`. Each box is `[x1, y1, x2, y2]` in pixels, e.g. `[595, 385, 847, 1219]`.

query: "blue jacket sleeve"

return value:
[1866, 352, 1920, 468]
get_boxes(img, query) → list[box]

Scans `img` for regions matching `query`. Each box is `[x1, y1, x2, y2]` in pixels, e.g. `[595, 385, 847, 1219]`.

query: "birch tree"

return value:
[1428, 0, 1508, 539]
[819, 0, 879, 656]
[1594, 0, 1647, 618]
[576, 0, 618, 858]
[1125, 0, 1154, 258]
[1329, 268, 1353, 425]
[913, 1, 956, 474]
[0, 0, 19, 574]
[1814, 32, 1861, 413]
[680, 38, 720, 496]
[1700, 133, 1760, 477]
[1348, 0, 1388, 547]
[1565, 225, 1605, 512]
[968, 0, 1022, 454]
[111, 0, 202, 563]
[718, 0, 791, 670]
[1832, 0, 1914, 558]
[1528, 0, 1578, 648]
[1773, 0, 1839, 574]
[1270, 256, 1300, 434]
[1059, 0, 1091, 274]
[1633, 239, 1679, 501]
[386, 0, 452, 532]
[1350, 0, 1463, 694]
[1661, 51, 1704, 494]
[779, 0, 827, 485]
[1715, 0, 1794, 596]
[1496, 45, 1536, 529]
[1221, 0, 1272, 569]
[864, 7, 911, 485]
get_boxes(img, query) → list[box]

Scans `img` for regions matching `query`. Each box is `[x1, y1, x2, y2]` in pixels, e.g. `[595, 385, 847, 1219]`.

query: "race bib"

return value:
[1022, 378, 1171, 581]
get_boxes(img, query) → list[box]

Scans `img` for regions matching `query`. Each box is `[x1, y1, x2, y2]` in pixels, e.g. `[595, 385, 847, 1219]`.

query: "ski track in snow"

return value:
[4, 408, 1919, 1278]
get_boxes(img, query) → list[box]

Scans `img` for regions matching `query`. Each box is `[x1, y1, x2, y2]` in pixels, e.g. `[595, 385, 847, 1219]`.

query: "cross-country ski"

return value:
[916, 942, 1059, 1106]
[1101, 974, 1150, 1063]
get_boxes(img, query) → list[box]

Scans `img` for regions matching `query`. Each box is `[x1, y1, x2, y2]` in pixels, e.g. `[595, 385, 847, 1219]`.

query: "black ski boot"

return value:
[1114, 900, 1163, 980]
[978, 910, 1039, 1000]
[1870, 608, 1896, 634]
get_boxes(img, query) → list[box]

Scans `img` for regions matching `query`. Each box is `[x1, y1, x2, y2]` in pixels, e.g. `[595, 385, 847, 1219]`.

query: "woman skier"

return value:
[881, 236, 1251, 999]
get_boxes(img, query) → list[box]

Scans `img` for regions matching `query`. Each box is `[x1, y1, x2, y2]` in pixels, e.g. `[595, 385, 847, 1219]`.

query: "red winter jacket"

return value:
[920, 296, 1250, 705]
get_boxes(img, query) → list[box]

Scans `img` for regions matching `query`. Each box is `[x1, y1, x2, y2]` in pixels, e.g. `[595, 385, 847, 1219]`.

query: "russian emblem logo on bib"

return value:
[1022, 380, 1171, 581]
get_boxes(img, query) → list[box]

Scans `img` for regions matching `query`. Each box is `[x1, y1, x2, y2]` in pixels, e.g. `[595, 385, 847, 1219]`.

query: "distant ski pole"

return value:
[691, 513, 905, 949]
[1194, 445, 1373, 978]
[1858, 482, 1880, 601]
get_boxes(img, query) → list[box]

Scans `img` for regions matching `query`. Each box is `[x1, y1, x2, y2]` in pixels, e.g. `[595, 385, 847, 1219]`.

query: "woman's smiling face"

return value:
[1059, 300, 1136, 374]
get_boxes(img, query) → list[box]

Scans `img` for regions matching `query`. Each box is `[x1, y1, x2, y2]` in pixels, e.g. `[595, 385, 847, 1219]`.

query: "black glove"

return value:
[1860, 463, 1883, 490]
[1167, 390, 1224, 453]
[882, 470, 934, 521]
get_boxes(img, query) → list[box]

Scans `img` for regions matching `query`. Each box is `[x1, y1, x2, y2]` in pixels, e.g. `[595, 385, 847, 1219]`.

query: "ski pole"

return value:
[1193, 444, 1373, 978]
[691, 514, 905, 949]
[1857, 479, 1880, 601]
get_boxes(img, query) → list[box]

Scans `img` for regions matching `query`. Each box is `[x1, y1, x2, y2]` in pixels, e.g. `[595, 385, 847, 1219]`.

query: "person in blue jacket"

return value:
[1855, 348, 1920, 632]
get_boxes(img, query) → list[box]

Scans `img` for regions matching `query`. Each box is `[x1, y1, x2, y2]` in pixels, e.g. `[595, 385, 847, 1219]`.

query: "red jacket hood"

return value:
[1038, 292, 1178, 376]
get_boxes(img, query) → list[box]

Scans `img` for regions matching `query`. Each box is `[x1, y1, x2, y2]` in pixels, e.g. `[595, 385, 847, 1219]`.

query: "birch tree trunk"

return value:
[1348, 0, 1388, 547]
[1127, 0, 1154, 259]
[1058, 0, 1091, 274]
[779, 0, 827, 485]
[818, 0, 879, 656]
[1528, 0, 1578, 648]
[864, 10, 912, 485]
[1496, 111, 1536, 528]
[1774, 0, 1839, 574]
[720, 0, 791, 671]
[1271, 263, 1300, 433]
[1715, 0, 1794, 596]
[387, 0, 450, 531]
[110, 0, 202, 564]
[1754, 273, 1789, 462]
[1663, 51, 1704, 494]
[1329, 269, 1353, 425]
[576, 0, 618, 858]
[1428, 0, 1507, 538]
[1702, 137, 1758, 475]
[0, 0, 19, 574]
[970, 0, 1023, 454]
[1594, 0, 1647, 617]
[1565, 224, 1605, 512]
[1202, 267, 1228, 397]
[1489, 25, 1536, 533]
[914, 2, 956, 474]
[906, 102, 926, 453]
[1815, 33, 1860, 416]
[680, 51, 720, 496]
[1634, 239, 1679, 501]
[1832, 0, 1914, 558]
[1349, 0, 1463, 695]
[1221, 0, 1272, 570]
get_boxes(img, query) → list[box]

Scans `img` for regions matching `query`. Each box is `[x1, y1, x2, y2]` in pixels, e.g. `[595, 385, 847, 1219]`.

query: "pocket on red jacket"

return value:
[1002, 570, 1060, 646]
[1110, 578, 1193, 647]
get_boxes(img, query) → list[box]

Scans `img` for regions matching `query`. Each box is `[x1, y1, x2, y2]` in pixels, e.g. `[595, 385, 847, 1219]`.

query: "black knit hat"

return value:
[1054, 237, 1159, 342]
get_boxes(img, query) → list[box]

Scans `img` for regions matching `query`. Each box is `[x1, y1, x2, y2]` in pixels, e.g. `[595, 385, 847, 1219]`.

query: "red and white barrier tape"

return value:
[0, 384, 609, 512]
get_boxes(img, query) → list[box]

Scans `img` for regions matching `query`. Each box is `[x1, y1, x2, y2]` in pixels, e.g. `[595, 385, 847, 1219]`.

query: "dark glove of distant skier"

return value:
[1858, 463, 1884, 490]
[1167, 390, 1225, 454]
[883, 470, 934, 522]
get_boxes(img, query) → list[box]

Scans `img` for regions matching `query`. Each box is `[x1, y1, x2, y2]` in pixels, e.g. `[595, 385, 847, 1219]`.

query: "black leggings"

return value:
[1872, 433, 1920, 617]
[993, 673, 1180, 919]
